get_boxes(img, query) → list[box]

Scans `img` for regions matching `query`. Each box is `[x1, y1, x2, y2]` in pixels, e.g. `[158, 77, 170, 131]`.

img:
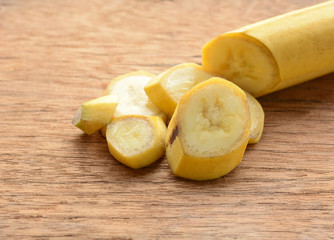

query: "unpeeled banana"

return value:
[202, 1, 334, 97]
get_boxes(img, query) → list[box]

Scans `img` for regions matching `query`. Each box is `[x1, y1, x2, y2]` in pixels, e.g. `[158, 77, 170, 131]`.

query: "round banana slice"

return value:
[166, 77, 251, 181]
[144, 63, 213, 117]
[72, 95, 118, 135]
[105, 71, 166, 118]
[100, 71, 167, 137]
[245, 92, 265, 144]
[106, 115, 166, 169]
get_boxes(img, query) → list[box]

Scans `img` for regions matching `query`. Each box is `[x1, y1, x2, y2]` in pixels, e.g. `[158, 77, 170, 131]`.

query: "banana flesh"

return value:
[106, 115, 166, 169]
[102, 71, 167, 168]
[145, 63, 213, 117]
[202, 1, 334, 97]
[166, 77, 251, 180]
[105, 71, 166, 119]
[100, 71, 167, 137]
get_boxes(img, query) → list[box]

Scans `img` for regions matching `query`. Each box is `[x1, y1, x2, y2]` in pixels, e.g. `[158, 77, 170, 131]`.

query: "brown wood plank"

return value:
[0, 0, 333, 239]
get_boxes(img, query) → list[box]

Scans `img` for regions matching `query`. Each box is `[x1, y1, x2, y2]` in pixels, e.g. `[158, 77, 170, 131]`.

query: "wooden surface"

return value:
[1, 0, 333, 239]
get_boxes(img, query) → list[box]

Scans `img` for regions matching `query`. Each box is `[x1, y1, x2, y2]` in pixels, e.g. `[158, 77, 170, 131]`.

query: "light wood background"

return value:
[1, 0, 333, 239]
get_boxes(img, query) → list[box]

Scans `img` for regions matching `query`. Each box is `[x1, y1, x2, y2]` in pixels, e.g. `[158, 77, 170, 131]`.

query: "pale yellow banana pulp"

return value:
[72, 95, 118, 135]
[106, 115, 166, 169]
[202, 1, 334, 97]
[245, 92, 264, 144]
[166, 77, 251, 181]
[145, 63, 213, 117]
[104, 71, 166, 118]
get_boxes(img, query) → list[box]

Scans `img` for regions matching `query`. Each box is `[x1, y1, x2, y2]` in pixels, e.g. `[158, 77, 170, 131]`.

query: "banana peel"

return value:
[72, 95, 118, 135]
[245, 92, 265, 144]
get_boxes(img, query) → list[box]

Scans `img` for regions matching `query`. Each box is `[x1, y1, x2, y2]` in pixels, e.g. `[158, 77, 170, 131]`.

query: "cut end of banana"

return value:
[166, 77, 251, 180]
[202, 32, 280, 97]
[104, 71, 166, 120]
[106, 115, 166, 169]
[245, 92, 265, 144]
[145, 63, 213, 117]
[163, 63, 214, 103]
[179, 78, 250, 158]
[72, 95, 118, 135]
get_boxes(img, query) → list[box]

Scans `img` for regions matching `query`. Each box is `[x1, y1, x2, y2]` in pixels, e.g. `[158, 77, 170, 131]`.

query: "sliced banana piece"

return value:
[145, 63, 213, 117]
[104, 71, 166, 118]
[202, 2, 334, 97]
[245, 92, 265, 144]
[202, 33, 279, 97]
[166, 77, 251, 181]
[106, 115, 166, 169]
[72, 95, 118, 135]
[100, 71, 167, 137]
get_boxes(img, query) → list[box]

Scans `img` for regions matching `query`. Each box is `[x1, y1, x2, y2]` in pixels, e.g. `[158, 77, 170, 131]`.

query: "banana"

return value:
[106, 115, 166, 169]
[100, 71, 167, 137]
[72, 95, 118, 135]
[101, 71, 167, 168]
[145, 63, 213, 117]
[166, 77, 251, 181]
[245, 92, 264, 144]
[202, 1, 334, 97]
[104, 71, 166, 119]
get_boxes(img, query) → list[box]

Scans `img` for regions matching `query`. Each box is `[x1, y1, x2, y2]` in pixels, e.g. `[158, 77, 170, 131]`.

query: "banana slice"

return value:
[145, 63, 213, 117]
[100, 71, 167, 137]
[202, 1, 334, 97]
[166, 77, 251, 181]
[104, 71, 166, 118]
[106, 115, 166, 169]
[202, 33, 279, 97]
[72, 95, 118, 135]
[245, 92, 264, 144]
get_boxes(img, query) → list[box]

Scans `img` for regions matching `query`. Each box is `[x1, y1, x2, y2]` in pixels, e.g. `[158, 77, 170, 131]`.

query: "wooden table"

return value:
[1, 0, 333, 239]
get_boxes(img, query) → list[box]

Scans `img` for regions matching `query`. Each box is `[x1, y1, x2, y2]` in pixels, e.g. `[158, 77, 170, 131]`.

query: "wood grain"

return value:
[0, 0, 333, 239]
